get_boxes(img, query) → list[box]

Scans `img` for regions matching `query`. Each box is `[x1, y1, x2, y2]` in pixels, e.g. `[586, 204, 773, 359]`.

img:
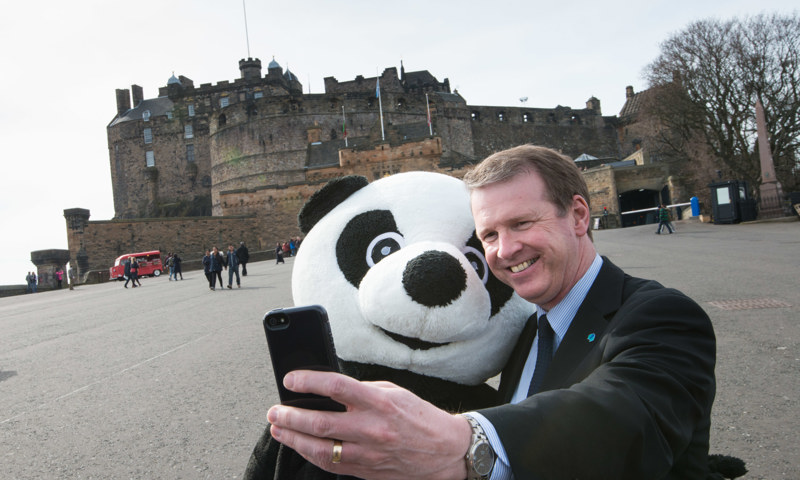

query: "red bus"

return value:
[109, 251, 164, 280]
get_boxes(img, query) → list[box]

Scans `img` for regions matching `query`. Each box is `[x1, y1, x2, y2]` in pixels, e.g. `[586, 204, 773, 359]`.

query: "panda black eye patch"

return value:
[466, 231, 515, 317]
[336, 210, 401, 288]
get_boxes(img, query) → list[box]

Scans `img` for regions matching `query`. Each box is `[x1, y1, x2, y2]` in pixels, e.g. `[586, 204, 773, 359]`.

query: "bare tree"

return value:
[644, 13, 800, 195]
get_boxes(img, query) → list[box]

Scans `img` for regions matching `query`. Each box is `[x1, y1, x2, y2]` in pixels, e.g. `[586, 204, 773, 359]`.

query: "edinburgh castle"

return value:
[61, 57, 678, 282]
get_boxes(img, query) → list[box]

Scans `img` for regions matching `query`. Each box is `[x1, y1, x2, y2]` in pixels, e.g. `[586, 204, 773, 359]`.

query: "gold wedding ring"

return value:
[331, 439, 343, 464]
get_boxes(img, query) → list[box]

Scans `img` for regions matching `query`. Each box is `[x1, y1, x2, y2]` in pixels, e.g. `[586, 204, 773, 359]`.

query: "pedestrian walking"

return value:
[656, 204, 674, 234]
[173, 253, 183, 280]
[275, 242, 285, 264]
[209, 246, 224, 291]
[202, 250, 213, 289]
[225, 244, 241, 289]
[237, 242, 250, 276]
[166, 253, 175, 280]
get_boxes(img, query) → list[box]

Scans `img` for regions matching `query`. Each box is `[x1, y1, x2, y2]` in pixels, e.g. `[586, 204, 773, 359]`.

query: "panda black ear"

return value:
[298, 176, 369, 234]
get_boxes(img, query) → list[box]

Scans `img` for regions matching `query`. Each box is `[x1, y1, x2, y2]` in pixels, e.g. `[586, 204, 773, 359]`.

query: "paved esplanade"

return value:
[1, 220, 798, 479]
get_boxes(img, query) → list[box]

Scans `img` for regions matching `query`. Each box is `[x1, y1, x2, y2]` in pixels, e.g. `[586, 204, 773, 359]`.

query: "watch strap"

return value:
[463, 415, 495, 480]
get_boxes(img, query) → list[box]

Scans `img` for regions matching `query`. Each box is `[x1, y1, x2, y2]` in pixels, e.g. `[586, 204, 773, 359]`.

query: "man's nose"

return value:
[496, 232, 521, 259]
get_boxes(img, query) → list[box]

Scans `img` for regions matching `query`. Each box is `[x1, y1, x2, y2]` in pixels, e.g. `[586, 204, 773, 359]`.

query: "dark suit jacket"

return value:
[478, 258, 716, 480]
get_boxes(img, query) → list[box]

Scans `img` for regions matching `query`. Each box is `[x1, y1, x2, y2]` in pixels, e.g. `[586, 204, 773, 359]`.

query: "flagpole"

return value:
[426, 93, 432, 136]
[242, 0, 251, 58]
[342, 105, 348, 147]
[377, 73, 385, 142]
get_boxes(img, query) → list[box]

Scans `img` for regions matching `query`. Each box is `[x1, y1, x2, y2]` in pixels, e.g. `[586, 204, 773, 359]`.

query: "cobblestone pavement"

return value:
[1, 218, 797, 479]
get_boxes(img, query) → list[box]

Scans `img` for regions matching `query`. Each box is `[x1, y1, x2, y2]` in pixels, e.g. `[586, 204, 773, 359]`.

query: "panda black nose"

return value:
[402, 251, 467, 307]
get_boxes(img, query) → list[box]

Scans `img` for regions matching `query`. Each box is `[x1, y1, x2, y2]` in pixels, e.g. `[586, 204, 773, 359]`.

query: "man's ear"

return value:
[571, 195, 591, 236]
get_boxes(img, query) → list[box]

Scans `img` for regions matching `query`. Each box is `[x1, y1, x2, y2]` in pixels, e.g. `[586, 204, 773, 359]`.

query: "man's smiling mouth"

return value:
[510, 257, 537, 273]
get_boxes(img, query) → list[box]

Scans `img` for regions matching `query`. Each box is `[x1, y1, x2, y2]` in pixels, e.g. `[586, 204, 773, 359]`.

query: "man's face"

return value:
[471, 171, 585, 310]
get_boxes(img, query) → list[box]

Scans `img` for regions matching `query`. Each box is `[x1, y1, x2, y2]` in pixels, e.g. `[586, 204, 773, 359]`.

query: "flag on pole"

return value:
[376, 77, 381, 99]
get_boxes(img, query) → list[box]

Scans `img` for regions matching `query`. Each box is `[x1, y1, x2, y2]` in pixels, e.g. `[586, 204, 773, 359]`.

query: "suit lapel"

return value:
[498, 313, 537, 402]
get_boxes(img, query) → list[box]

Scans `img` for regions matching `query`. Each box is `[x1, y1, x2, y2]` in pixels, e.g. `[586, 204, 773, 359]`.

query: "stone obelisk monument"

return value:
[755, 99, 784, 218]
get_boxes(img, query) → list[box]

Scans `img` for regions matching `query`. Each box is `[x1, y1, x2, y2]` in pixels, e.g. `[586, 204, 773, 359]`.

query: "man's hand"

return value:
[267, 370, 472, 480]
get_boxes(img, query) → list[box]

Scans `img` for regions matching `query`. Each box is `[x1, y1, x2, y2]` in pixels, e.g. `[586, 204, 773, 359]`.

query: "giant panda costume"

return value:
[244, 172, 532, 479]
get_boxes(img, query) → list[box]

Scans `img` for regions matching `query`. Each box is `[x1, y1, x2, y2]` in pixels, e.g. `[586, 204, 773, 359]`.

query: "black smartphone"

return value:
[263, 305, 346, 411]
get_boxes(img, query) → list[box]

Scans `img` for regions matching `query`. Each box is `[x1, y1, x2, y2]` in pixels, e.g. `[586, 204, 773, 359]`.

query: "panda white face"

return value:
[292, 172, 532, 385]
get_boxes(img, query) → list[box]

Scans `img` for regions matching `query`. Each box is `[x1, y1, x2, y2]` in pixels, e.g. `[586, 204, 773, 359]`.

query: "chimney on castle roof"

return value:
[131, 84, 143, 107]
[115, 88, 131, 116]
[626, 86, 635, 98]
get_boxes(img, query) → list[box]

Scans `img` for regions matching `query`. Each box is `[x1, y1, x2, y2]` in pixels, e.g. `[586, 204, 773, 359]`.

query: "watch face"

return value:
[473, 443, 494, 476]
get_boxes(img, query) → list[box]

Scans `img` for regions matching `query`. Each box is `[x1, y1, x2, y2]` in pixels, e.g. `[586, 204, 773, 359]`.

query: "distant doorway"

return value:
[619, 189, 660, 227]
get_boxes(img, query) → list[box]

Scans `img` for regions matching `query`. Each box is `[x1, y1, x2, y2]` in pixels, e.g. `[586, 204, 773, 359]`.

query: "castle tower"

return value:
[586, 96, 601, 114]
[30, 249, 71, 289]
[239, 57, 262, 81]
[267, 57, 283, 77]
[64, 208, 91, 281]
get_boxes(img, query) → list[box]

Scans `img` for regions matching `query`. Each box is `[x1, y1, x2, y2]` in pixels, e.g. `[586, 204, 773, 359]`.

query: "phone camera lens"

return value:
[268, 315, 289, 328]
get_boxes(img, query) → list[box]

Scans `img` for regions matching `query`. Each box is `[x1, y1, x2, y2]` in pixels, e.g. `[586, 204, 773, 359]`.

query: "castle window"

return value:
[188, 104, 195, 117]
[522, 113, 530, 122]
[167, 110, 173, 120]
[202, 175, 212, 187]
[145, 151, 155, 167]
[143, 128, 153, 144]
[142, 110, 151, 121]
[498, 112, 505, 121]
[219, 114, 227, 127]
[397, 99, 406, 109]
[471, 111, 480, 121]
[220, 97, 230, 108]
[570, 114, 581, 125]
[186, 144, 195, 162]
[184, 125, 193, 139]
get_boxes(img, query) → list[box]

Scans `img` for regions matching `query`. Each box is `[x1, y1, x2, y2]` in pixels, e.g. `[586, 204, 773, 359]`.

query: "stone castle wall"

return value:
[467, 105, 620, 161]
[65, 214, 267, 281]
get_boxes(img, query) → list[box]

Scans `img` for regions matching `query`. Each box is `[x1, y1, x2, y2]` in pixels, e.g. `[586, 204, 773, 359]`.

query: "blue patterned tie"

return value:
[528, 314, 554, 396]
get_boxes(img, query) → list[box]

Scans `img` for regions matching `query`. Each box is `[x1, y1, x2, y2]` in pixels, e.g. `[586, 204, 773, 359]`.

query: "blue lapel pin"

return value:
[587, 333, 596, 342]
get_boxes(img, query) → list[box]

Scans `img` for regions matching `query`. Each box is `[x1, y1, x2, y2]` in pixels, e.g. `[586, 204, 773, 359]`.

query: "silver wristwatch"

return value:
[463, 415, 495, 480]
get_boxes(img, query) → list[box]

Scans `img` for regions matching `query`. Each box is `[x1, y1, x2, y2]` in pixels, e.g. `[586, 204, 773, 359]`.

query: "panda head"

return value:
[292, 172, 532, 386]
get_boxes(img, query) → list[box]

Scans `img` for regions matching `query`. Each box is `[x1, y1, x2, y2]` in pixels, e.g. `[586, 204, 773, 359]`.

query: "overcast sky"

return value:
[0, 0, 796, 286]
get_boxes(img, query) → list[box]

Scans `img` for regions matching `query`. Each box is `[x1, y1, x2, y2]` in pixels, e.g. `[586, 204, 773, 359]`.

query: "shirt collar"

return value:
[536, 254, 603, 349]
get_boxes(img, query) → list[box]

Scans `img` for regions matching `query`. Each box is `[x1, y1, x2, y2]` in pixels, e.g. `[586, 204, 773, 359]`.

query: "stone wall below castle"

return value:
[66, 214, 266, 282]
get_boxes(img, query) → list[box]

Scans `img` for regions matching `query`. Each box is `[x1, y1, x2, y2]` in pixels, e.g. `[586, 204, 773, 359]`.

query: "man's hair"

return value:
[463, 144, 592, 238]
